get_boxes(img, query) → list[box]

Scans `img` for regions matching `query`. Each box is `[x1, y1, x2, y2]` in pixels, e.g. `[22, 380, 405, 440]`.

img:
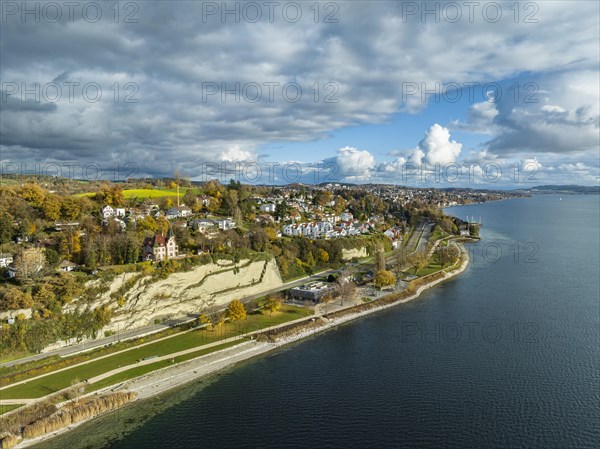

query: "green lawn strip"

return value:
[84, 340, 242, 394]
[0, 328, 185, 385]
[0, 404, 23, 415]
[416, 264, 443, 277]
[1, 307, 310, 399]
[2, 303, 308, 387]
[0, 351, 35, 365]
[429, 226, 447, 242]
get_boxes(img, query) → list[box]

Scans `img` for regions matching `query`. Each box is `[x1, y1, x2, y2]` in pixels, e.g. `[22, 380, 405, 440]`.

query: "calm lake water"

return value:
[40, 195, 600, 449]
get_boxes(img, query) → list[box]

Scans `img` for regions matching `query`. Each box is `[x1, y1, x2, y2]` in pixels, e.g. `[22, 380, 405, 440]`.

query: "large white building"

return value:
[259, 203, 276, 213]
[282, 222, 334, 239]
[216, 217, 236, 230]
[101, 205, 126, 218]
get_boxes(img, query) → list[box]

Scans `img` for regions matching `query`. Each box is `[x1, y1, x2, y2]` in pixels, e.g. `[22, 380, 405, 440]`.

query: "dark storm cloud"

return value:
[0, 1, 598, 179]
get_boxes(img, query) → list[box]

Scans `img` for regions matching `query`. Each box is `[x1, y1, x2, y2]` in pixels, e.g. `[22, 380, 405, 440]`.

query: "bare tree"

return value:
[336, 268, 356, 306]
[436, 244, 460, 268]
[13, 247, 46, 281]
[375, 244, 386, 272]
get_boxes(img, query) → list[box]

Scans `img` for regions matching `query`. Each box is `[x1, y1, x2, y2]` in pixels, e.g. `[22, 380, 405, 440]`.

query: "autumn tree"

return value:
[19, 183, 46, 206]
[225, 189, 242, 226]
[374, 270, 396, 288]
[1, 287, 33, 310]
[41, 195, 61, 221]
[206, 196, 221, 213]
[58, 229, 81, 260]
[317, 248, 330, 263]
[226, 299, 247, 321]
[204, 179, 223, 197]
[156, 216, 170, 235]
[34, 284, 56, 307]
[60, 197, 82, 221]
[264, 227, 278, 241]
[333, 196, 348, 215]
[197, 312, 211, 328]
[52, 273, 83, 304]
[263, 294, 282, 316]
[94, 185, 124, 206]
[137, 216, 159, 235]
[183, 189, 198, 208]
[211, 313, 225, 332]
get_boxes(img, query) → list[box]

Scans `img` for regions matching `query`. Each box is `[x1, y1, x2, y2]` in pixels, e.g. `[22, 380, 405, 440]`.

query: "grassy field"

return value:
[75, 187, 201, 200]
[0, 350, 34, 364]
[0, 306, 311, 399]
[0, 404, 23, 415]
[85, 339, 242, 393]
[416, 264, 443, 276]
[429, 225, 447, 242]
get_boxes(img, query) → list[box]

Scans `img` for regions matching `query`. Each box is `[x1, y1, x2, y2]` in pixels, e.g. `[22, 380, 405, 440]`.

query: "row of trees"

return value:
[0, 305, 112, 354]
[195, 296, 283, 332]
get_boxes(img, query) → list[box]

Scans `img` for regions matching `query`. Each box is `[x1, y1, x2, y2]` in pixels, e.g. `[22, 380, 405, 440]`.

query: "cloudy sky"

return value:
[1, 1, 599, 187]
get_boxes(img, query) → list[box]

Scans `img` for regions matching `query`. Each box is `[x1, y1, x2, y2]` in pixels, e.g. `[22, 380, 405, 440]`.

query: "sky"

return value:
[1, 1, 599, 188]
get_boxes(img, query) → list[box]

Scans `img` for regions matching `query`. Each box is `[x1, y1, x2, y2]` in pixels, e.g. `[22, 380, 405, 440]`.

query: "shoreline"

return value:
[18, 245, 470, 449]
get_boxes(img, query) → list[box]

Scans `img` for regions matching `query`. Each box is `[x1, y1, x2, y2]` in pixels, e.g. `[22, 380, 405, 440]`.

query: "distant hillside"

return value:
[527, 185, 600, 194]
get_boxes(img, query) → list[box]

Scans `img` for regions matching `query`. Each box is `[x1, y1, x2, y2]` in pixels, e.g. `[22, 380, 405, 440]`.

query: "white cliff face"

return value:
[341, 247, 368, 261]
[95, 258, 283, 333]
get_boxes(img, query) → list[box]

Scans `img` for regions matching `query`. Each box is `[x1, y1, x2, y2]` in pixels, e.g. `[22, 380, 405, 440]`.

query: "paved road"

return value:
[417, 222, 435, 254]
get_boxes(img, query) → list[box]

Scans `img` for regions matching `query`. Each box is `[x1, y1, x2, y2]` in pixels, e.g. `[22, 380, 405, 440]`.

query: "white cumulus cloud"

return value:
[333, 146, 376, 180]
[417, 124, 462, 165]
[219, 145, 255, 162]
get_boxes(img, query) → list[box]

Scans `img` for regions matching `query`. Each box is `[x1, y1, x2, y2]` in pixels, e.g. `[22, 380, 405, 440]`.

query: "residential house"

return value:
[321, 213, 338, 223]
[384, 229, 396, 240]
[216, 217, 236, 231]
[199, 195, 212, 207]
[0, 253, 13, 268]
[167, 206, 193, 219]
[101, 205, 114, 218]
[58, 260, 78, 272]
[283, 224, 301, 237]
[259, 203, 276, 213]
[142, 229, 178, 261]
[191, 219, 216, 232]
[54, 222, 80, 231]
